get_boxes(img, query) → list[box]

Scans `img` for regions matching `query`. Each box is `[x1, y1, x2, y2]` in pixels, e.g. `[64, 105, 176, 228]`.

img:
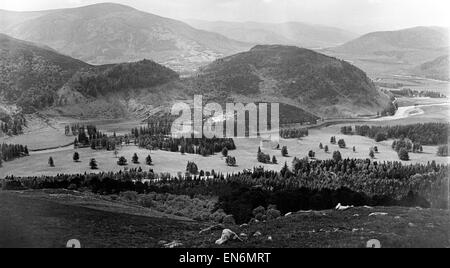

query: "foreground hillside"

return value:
[0, 190, 448, 248]
[0, 3, 251, 73]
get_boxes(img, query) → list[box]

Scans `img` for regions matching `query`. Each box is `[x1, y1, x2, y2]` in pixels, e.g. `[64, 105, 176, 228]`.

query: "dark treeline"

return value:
[4, 158, 448, 223]
[342, 123, 449, 145]
[1, 143, 29, 163]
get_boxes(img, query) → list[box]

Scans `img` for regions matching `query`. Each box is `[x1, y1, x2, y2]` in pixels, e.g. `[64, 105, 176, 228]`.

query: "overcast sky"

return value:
[0, 0, 449, 33]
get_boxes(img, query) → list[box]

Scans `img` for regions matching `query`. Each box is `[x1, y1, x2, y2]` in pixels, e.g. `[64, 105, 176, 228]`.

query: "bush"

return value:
[266, 209, 281, 220]
[333, 151, 343, 162]
[223, 215, 236, 225]
[139, 195, 154, 208]
[120, 191, 138, 201]
[68, 184, 78, 191]
[253, 206, 266, 216]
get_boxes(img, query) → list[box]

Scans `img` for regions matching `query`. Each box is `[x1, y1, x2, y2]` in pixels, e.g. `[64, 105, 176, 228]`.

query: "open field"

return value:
[1, 190, 449, 248]
[2, 127, 449, 178]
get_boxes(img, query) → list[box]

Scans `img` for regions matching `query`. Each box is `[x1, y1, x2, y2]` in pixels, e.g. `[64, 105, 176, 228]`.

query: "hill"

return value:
[323, 27, 450, 76]
[182, 45, 392, 118]
[186, 20, 357, 48]
[0, 3, 251, 73]
[412, 55, 450, 81]
[335, 26, 449, 53]
[0, 34, 89, 113]
[0, 33, 180, 116]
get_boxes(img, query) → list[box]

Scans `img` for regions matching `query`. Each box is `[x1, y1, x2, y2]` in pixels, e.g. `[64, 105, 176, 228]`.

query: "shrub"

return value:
[139, 195, 154, 208]
[266, 209, 281, 220]
[120, 191, 138, 201]
[68, 184, 78, 191]
[253, 206, 266, 216]
[223, 215, 236, 225]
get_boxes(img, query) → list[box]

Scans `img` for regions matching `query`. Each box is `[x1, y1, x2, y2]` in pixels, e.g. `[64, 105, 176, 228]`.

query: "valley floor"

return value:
[1, 98, 449, 177]
[1, 190, 449, 248]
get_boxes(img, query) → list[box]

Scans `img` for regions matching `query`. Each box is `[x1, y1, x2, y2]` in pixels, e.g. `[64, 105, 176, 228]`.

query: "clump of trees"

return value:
[398, 148, 410, 161]
[280, 128, 309, 139]
[90, 158, 98, 170]
[333, 151, 342, 162]
[437, 145, 449, 157]
[0, 116, 25, 136]
[340, 126, 353, 135]
[0, 143, 29, 162]
[146, 155, 153, 166]
[186, 162, 199, 175]
[137, 134, 236, 157]
[338, 139, 346, 149]
[330, 136, 337, 144]
[117, 156, 128, 166]
[257, 148, 272, 164]
[226, 156, 237, 167]
[281, 146, 289, 157]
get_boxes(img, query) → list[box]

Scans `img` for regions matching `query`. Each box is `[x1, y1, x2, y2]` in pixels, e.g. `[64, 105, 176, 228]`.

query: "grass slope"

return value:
[1, 191, 448, 248]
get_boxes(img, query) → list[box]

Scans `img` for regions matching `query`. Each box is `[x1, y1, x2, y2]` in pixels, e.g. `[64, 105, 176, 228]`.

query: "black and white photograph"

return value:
[0, 0, 449, 251]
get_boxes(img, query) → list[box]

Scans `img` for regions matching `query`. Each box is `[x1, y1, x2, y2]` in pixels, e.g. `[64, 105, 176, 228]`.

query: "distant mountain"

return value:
[185, 20, 357, 48]
[0, 3, 251, 73]
[175, 45, 392, 118]
[412, 55, 450, 81]
[335, 27, 449, 53]
[324, 27, 450, 76]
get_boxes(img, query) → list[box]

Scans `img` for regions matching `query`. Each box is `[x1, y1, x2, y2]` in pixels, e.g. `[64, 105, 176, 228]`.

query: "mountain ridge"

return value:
[185, 19, 357, 48]
[0, 3, 252, 73]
